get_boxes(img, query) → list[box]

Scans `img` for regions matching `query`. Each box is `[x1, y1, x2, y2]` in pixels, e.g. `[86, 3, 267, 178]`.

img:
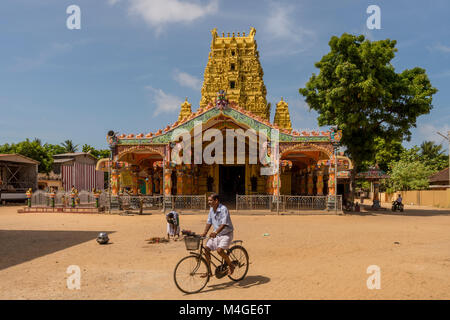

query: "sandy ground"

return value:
[0, 205, 449, 300]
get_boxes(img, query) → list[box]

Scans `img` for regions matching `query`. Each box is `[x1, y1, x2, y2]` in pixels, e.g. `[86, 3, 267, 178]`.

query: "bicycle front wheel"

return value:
[227, 245, 249, 281]
[173, 255, 210, 294]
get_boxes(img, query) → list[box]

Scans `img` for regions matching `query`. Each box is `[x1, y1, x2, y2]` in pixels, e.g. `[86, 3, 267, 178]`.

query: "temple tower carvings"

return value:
[200, 27, 270, 120]
[273, 97, 292, 131]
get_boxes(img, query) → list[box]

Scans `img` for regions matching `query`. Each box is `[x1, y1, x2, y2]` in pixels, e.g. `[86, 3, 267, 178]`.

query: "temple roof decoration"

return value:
[273, 98, 292, 131]
[200, 28, 270, 120]
[113, 99, 336, 146]
[178, 98, 192, 122]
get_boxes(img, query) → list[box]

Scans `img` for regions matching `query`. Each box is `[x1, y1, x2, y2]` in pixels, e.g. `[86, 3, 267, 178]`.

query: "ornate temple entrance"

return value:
[219, 165, 245, 207]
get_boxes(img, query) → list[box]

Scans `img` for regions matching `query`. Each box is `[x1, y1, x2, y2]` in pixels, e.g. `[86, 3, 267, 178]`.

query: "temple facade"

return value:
[105, 28, 343, 205]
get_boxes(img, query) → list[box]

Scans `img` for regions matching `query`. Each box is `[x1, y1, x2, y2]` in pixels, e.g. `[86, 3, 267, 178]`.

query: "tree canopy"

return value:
[299, 33, 437, 175]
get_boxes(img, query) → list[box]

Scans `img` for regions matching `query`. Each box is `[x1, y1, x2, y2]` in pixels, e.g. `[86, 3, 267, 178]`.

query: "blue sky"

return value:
[0, 0, 449, 150]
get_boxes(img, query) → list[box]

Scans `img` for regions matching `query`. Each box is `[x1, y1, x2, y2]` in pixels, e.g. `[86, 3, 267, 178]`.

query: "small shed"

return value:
[52, 153, 104, 192]
[0, 154, 39, 201]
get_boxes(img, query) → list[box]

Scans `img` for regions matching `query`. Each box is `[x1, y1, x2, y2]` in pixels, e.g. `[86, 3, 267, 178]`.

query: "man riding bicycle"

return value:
[201, 193, 235, 276]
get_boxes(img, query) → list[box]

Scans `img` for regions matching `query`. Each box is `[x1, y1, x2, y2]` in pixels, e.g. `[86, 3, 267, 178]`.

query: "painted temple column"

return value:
[185, 170, 193, 195]
[307, 167, 314, 196]
[272, 171, 281, 197]
[304, 171, 308, 195]
[164, 168, 172, 197]
[300, 171, 306, 195]
[316, 166, 324, 196]
[111, 167, 120, 197]
[159, 169, 164, 195]
[154, 171, 160, 195]
[131, 166, 139, 195]
[193, 166, 199, 194]
[328, 167, 336, 196]
[176, 169, 184, 195]
[146, 173, 153, 195]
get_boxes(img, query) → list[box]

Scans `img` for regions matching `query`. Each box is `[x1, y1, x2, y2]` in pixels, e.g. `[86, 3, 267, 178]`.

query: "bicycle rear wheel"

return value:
[173, 255, 210, 294]
[227, 245, 249, 281]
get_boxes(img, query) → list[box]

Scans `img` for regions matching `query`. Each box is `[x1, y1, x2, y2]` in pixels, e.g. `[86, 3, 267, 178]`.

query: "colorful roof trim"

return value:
[112, 102, 333, 146]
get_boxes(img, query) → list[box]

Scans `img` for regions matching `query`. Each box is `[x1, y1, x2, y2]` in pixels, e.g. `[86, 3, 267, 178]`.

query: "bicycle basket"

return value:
[184, 236, 201, 250]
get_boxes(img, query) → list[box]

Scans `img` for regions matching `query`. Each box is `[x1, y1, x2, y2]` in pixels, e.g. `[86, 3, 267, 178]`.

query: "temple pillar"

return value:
[154, 171, 160, 194]
[164, 168, 172, 197]
[159, 170, 164, 195]
[176, 169, 184, 195]
[328, 168, 336, 196]
[300, 172, 306, 195]
[146, 174, 153, 195]
[185, 171, 193, 195]
[316, 167, 324, 196]
[131, 166, 139, 195]
[193, 166, 199, 194]
[272, 172, 281, 197]
[304, 172, 308, 195]
[307, 167, 314, 196]
[111, 167, 120, 197]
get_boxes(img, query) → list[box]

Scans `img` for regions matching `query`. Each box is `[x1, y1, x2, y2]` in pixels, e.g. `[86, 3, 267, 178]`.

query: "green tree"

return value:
[82, 144, 110, 159]
[419, 141, 448, 172]
[61, 140, 78, 153]
[387, 147, 435, 191]
[0, 139, 53, 173]
[365, 137, 404, 172]
[299, 33, 437, 199]
[43, 143, 66, 156]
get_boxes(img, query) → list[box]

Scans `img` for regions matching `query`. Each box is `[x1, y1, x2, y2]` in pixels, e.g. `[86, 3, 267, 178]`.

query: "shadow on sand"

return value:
[344, 205, 450, 217]
[0, 230, 115, 271]
[192, 275, 271, 295]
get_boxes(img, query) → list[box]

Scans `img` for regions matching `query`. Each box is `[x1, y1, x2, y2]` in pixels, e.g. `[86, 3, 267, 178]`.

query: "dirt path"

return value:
[1, 207, 449, 299]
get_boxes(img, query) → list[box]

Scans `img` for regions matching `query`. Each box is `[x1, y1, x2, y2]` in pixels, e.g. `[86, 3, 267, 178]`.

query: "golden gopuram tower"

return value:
[273, 98, 292, 131]
[200, 27, 270, 120]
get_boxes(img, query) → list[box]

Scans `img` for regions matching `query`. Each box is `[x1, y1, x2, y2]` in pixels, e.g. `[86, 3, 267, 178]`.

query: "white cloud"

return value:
[431, 43, 450, 53]
[417, 123, 450, 149]
[173, 70, 202, 90]
[11, 43, 73, 72]
[261, 3, 316, 56]
[146, 86, 183, 116]
[110, 0, 219, 34]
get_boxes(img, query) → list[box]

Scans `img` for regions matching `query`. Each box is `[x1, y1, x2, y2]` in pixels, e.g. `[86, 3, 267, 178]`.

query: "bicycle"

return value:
[173, 230, 249, 294]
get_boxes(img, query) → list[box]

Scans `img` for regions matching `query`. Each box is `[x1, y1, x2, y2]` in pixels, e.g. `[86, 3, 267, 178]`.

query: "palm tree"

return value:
[61, 140, 79, 153]
[420, 141, 444, 159]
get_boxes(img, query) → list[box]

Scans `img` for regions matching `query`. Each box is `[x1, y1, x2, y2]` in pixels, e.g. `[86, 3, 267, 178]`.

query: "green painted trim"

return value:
[116, 106, 330, 146]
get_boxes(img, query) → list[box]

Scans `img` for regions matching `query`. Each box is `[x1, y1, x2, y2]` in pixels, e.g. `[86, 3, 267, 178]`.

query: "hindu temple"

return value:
[102, 28, 344, 207]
